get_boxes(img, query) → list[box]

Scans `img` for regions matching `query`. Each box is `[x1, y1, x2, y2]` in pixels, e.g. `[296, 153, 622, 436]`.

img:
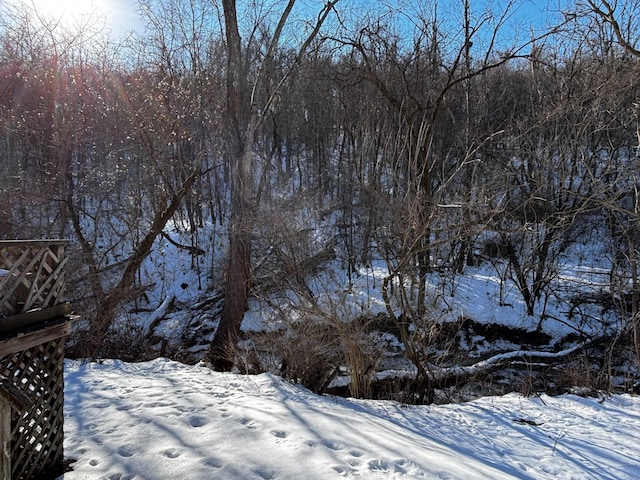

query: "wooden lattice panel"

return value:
[0, 241, 68, 317]
[0, 337, 65, 480]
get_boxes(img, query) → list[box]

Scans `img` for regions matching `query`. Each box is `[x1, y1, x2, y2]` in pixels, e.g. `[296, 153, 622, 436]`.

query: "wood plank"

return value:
[0, 375, 34, 411]
[0, 240, 69, 247]
[0, 317, 76, 357]
[0, 304, 71, 334]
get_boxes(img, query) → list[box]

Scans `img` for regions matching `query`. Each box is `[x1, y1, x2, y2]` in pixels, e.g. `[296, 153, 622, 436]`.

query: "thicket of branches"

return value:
[1, 0, 639, 394]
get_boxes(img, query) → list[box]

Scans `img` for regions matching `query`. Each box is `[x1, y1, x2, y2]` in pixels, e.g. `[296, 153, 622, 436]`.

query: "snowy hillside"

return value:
[61, 358, 640, 480]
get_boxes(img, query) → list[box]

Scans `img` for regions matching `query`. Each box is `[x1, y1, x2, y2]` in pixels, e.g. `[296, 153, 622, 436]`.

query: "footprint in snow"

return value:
[189, 416, 207, 428]
[162, 448, 182, 459]
[117, 445, 135, 457]
[437, 472, 454, 480]
[255, 466, 277, 479]
[332, 465, 359, 476]
[106, 473, 135, 480]
[394, 458, 418, 472]
[200, 458, 223, 469]
[368, 459, 408, 474]
[322, 440, 345, 451]
[368, 459, 390, 472]
[270, 430, 288, 439]
[240, 417, 259, 429]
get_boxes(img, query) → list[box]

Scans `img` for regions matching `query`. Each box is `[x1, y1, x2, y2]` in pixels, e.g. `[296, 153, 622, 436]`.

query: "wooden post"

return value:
[0, 398, 10, 480]
[0, 376, 33, 480]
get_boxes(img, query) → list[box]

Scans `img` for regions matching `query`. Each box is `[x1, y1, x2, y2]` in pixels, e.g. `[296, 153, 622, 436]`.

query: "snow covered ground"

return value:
[61, 358, 640, 480]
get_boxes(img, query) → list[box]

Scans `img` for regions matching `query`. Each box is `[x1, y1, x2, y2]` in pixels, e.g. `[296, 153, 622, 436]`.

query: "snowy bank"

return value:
[61, 358, 640, 480]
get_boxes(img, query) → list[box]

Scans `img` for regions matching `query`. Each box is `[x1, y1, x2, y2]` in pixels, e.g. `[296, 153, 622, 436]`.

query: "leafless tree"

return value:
[207, 0, 340, 370]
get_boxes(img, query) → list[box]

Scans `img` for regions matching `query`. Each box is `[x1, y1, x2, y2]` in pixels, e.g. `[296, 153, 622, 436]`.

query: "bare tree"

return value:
[582, 0, 640, 56]
[207, 0, 339, 371]
[573, 0, 640, 363]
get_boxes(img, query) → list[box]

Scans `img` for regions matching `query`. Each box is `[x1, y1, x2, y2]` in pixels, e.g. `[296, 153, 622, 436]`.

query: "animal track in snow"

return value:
[255, 467, 277, 479]
[269, 429, 288, 438]
[367, 459, 389, 471]
[200, 458, 223, 469]
[117, 445, 135, 457]
[162, 448, 182, 458]
[240, 417, 259, 430]
[367, 458, 414, 474]
[106, 473, 135, 480]
[322, 440, 345, 451]
[189, 416, 207, 427]
[332, 465, 359, 476]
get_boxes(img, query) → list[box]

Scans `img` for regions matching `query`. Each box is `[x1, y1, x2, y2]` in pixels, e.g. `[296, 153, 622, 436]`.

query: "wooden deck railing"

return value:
[0, 240, 72, 479]
[0, 240, 69, 324]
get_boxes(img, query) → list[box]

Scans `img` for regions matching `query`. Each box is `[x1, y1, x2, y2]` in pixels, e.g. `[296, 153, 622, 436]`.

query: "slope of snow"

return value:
[61, 358, 640, 480]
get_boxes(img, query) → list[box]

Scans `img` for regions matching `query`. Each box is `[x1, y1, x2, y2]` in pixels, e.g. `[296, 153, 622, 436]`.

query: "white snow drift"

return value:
[61, 358, 640, 479]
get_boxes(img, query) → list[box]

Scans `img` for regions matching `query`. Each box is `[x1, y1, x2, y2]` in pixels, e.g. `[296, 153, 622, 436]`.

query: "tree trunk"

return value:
[207, 0, 338, 370]
[208, 0, 252, 371]
[209, 145, 254, 371]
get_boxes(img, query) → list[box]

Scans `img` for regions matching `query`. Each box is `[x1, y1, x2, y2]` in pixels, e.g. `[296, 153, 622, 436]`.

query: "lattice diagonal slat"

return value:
[0, 242, 67, 316]
[0, 337, 65, 480]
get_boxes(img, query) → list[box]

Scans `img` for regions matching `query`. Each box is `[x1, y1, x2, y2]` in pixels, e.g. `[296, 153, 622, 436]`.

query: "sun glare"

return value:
[29, 0, 109, 26]
[21, 0, 142, 38]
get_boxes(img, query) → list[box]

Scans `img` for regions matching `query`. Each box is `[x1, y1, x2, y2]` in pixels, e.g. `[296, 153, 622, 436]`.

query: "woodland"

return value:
[1, 0, 640, 403]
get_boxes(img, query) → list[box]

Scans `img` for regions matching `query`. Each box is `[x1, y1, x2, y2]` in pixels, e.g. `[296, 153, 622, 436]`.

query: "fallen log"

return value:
[430, 343, 586, 385]
[365, 341, 599, 400]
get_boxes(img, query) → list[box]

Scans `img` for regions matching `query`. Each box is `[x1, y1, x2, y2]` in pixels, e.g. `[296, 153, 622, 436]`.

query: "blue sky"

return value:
[104, 0, 572, 38]
[15, 0, 570, 42]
